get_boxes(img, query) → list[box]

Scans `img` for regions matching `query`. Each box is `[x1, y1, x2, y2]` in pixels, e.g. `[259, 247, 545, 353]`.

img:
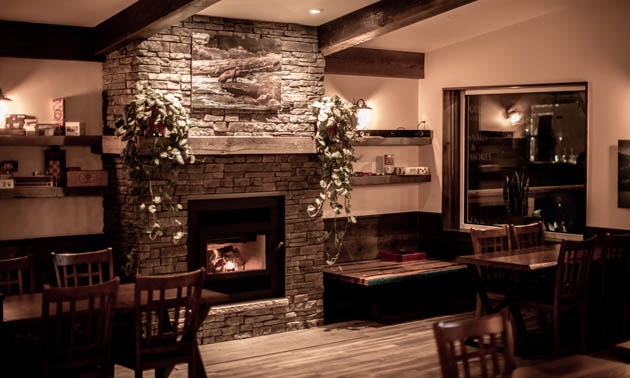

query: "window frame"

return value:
[442, 82, 588, 240]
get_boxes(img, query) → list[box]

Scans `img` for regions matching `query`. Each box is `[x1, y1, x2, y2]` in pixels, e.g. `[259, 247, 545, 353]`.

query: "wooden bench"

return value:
[323, 258, 467, 287]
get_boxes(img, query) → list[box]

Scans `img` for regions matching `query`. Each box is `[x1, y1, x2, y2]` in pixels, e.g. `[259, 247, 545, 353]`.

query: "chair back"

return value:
[601, 233, 630, 278]
[133, 268, 205, 367]
[42, 277, 119, 378]
[510, 221, 544, 249]
[554, 237, 596, 304]
[52, 248, 114, 287]
[0, 255, 35, 295]
[470, 226, 511, 255]
[433, 310, 516, 378]
[600, 233, 630, 337]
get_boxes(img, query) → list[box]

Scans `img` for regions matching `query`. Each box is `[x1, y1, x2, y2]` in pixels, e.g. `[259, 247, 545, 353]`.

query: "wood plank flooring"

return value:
[115, 312, 506, 378]
[114, 311, 629, 377]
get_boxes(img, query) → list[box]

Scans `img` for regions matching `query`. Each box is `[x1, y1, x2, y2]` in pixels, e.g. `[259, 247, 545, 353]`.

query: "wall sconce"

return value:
[355, 98, 372, 130]
[0, 89, 12, 129]
[504, 106, 522, 125]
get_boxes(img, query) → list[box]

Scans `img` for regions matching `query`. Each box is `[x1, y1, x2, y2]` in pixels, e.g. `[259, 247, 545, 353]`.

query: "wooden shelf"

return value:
[351, 175, 431, 186]
[0, 136, 102, 147]
[102, 136, 316, 155]
[0, 186, 107, 199]
[354, 136, 432, 146]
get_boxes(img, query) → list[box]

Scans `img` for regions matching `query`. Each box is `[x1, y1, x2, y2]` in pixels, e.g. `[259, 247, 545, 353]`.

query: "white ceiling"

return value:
[198, 0, 379, 26]
[360, 0, 578, 52]
[0, 0, 578, 52]
[0, 0, 138, 27]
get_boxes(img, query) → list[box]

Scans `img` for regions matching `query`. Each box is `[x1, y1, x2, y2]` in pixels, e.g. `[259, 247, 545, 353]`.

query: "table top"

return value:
[511, 354, 629, 377]
[2, 283, 230, 324]
[456, 244, 562, 272]
[323, 258, 466, 286]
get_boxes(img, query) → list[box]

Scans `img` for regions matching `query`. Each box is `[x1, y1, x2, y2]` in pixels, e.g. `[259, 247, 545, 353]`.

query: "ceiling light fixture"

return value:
[309, 9, 322, 14]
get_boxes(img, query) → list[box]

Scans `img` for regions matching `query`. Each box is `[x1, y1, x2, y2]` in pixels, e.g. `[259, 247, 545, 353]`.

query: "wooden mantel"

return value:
[101, 136, 316, 155]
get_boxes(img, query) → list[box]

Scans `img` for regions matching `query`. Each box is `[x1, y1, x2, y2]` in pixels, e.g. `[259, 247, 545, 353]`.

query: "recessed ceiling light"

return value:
[309, 9, 322, 15]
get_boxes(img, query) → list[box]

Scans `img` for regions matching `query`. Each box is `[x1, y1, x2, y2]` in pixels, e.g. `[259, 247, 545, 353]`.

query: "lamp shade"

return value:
[356, 98, 372, 130]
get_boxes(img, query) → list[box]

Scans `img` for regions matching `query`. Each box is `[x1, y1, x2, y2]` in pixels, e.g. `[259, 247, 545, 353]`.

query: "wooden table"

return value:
[1, 283, 230, 378]
[456, 243, 562, 357]
[456, 243, 562, 272]
[323, 258, 466, 286]
[511, 354, 629, 377]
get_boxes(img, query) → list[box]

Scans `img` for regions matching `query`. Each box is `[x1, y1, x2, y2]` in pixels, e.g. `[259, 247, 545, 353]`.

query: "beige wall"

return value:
[418, 0, 630, 230]
[324, 74, 431, 217]
[0, 58, 104, 240]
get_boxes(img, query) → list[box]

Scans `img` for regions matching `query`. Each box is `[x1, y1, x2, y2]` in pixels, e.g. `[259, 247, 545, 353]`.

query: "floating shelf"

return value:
[351, 175, 431, 186]
[354, 136, 432, 146]
[0, 186, 108, 199]
[0, 136, 102, 147]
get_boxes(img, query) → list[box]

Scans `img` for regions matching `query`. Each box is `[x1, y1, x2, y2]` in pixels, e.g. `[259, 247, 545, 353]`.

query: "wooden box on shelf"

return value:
[379, 249, 426, 262]
[66, 170, 107, 187]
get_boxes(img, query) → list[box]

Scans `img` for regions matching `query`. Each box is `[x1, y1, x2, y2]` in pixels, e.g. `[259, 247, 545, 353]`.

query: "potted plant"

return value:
[307, 96, 363, 265]
[503, 170, 529, 223]
[115, 83, 195, 245]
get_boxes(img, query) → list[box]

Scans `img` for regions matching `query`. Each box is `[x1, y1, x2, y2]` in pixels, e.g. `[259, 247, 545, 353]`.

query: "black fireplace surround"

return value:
[187, 193, 285, 303]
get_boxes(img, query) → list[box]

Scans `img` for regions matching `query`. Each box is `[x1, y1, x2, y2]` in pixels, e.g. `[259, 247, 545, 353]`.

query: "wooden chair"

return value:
[42, 277, 119, 378]
[510, 221, 544, 249]
[114, 268, 205, 378]
[0, 255, 35, 295]
[519, 236, 597, 355]
[52, 248, 114, 287]
[470, 226, 511, 317]
[599, 233, 630, 342]
[433, 310, 516, 378]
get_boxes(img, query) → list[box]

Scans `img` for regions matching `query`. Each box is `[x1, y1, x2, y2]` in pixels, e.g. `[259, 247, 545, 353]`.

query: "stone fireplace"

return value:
[102, 15, 325, 344]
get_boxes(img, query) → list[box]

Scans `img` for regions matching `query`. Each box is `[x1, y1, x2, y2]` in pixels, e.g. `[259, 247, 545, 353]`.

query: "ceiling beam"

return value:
[325, 47, 424, 79]
[0, 21, 100, 61]
[93, 0, 221, 56]
[318, 0, 477, 56]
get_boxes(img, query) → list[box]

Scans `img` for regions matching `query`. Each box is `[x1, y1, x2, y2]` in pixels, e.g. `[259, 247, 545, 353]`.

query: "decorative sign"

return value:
[191, 32, 282, 111]
[52, 98, 64, 125]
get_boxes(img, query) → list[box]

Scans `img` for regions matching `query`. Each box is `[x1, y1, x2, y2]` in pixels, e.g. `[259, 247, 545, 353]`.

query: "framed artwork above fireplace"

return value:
[191, 32, 282, 111]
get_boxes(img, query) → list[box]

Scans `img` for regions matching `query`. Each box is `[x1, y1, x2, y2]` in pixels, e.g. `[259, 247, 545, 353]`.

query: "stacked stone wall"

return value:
[103, 16, 324, 137]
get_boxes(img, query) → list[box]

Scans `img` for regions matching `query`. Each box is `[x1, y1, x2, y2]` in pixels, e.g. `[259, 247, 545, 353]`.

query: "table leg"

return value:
[467, 265, 495, 315]
[506, 294, 536, 359]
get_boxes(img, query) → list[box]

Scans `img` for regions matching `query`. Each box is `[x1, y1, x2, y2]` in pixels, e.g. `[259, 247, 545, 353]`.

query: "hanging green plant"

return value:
[115, 83, 195, 244]
[307, 95, 363, 265]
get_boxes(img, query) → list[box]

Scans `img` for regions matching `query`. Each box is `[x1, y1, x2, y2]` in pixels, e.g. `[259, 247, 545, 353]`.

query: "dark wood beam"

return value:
[325, 47, 424, 79]
[318, 0, 477, 56]
[93, 0, 221, 56]
[0, 21, 100, 61]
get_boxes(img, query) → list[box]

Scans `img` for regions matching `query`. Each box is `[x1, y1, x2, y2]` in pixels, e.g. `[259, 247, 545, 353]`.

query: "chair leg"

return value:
[189, 345, 198, 378]
[475, 295, 482, 318]
[580, 306, 588, 353]
[552, 310, 560, 356]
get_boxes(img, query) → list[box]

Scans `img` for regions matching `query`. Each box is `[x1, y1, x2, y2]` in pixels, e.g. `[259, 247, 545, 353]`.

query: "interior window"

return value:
[463, 85, 587, 235]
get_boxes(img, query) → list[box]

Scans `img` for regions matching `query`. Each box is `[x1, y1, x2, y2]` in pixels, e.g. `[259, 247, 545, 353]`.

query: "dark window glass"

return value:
[465, 87, 586, 234]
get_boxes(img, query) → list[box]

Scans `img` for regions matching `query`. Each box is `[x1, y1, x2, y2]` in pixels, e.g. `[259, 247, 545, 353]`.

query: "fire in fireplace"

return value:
[188, 194, 285, 303]
[206, 234, 266, 274]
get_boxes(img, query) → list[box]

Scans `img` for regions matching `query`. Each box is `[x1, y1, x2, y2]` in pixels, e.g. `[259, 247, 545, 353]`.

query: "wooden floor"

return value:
[115, 311, 628, 377]
[115, 312, 520, 378]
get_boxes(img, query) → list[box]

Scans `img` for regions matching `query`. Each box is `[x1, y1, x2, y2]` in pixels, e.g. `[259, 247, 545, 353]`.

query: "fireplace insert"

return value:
[188, 194, 285, 303]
